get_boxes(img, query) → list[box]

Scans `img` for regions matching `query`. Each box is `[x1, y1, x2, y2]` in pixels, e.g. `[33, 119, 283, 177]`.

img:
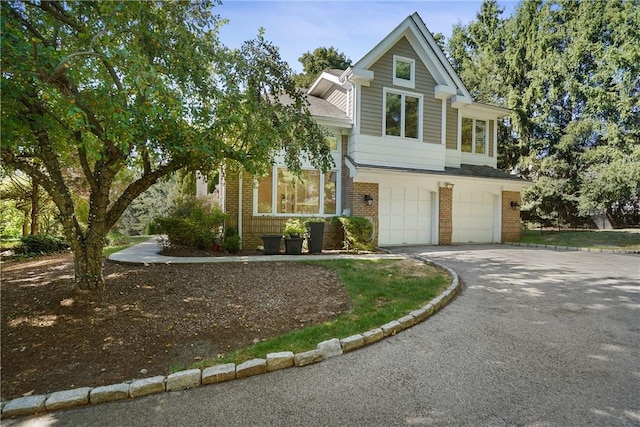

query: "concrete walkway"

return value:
[108, 237, 404, 264]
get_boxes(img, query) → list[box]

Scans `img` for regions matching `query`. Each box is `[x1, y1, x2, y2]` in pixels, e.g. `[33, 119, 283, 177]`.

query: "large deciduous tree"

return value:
[292, 46, 352, 88]
[1, 1, 333, 290]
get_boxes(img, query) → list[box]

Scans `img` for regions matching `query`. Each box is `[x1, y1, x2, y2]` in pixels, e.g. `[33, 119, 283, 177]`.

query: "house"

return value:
[201, 12, 530, 250]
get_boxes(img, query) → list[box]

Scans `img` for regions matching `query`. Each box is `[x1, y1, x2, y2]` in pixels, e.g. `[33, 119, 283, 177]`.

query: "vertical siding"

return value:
[446, 99, 458, 150]
[360, 36, 441, 144]
[326, 87, 347, 112]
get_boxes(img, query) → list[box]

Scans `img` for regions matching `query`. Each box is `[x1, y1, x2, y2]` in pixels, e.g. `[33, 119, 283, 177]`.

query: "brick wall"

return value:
[439, 187, 452, 245]
[351, 182, 379, 246]
[501, 191, 521, 242]
[224, 170, 343, 251]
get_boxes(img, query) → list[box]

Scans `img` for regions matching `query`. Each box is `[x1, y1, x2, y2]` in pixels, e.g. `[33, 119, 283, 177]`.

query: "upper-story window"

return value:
[461, 117, 486, 154]
[384, 88, 422, 140]
[393, 55, 415, 88]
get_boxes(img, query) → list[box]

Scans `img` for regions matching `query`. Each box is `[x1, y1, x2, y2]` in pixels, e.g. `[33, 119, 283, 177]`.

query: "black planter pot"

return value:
[261, 235, 283, 255]
[307, 222, 325, 254]
[284, 237, 304, 255]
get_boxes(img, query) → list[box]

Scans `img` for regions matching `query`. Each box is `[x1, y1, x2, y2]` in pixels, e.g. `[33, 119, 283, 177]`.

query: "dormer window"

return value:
[393, 55, 415, 88]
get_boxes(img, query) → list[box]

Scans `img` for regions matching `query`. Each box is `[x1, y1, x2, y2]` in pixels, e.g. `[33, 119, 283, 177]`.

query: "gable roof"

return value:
[350, 12, 472, 101]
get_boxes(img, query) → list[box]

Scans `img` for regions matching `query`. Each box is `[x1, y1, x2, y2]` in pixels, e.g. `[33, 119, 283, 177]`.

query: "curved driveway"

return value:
[8, 246, 640, 426]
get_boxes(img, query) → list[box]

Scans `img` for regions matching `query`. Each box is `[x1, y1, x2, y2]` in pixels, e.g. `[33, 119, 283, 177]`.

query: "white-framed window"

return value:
[383, 88, 422, 140]
[393, 55, 415, 88]
[461, 117, 487, 154]
[255, 167, 338, 216]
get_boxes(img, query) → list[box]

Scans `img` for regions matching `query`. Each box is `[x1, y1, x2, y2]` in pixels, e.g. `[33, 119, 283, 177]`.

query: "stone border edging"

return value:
[1, 255, 461, 420]
[504, 241, 639, 254]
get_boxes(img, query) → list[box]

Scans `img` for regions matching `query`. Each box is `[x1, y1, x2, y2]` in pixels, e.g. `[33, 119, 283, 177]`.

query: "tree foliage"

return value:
[447, 0, 640, 226]
[292, 46, 352, 88]
[1, 1, 333, 290]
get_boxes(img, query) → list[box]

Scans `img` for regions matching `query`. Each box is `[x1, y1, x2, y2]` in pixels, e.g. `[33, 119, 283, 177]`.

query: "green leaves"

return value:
[2, 0, 334, 288]
[448, 0, 640, 226]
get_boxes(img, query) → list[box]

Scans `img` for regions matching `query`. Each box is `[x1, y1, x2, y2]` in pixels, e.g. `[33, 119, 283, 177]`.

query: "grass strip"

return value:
[520, 229, 640, 251]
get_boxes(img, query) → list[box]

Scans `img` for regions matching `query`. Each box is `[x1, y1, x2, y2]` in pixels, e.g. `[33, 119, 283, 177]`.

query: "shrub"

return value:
[332, 216, 374, 251]
[19, 234, 69, 255]
[155, 196, 228, 250]
[105, 231, 128, 246]
[222, 234, 241, 253]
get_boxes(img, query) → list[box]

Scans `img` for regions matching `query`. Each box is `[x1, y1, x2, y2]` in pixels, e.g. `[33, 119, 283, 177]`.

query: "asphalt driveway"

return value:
[7, 245, 640, 426]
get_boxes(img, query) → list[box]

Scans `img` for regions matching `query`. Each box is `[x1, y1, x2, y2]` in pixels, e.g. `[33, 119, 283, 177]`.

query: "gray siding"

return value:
[361, 36, 441, 144]
[326, 87, 347, 112]
[446, 99, 457, 150]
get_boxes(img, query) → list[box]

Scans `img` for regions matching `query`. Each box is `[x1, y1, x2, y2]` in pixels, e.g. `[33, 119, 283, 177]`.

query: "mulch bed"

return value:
[0, 250, 351, 401]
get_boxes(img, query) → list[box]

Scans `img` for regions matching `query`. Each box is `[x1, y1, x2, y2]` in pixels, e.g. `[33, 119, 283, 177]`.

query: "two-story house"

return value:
[207, 12, 529, 250]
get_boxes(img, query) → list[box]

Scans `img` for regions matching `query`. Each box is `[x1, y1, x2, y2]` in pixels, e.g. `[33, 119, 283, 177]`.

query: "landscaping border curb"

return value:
[1, 255, 460, 420]
[504, 241, 639, 254]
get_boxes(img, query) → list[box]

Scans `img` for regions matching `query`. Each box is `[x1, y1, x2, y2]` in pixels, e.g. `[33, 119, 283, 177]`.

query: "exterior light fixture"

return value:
[510, 201, 521, 210]
[444, 182, 454, 189]
[364, 194, 374, 206]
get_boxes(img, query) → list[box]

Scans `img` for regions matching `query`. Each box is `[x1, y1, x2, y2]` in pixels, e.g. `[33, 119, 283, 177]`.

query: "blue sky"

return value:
[216, 1, 519, 73]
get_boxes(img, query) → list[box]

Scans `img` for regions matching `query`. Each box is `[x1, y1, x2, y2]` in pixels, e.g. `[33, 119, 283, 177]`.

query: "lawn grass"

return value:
[195, 258, 451, 369]
[102, 235, 152, 257]
[520, 229, 640, 250]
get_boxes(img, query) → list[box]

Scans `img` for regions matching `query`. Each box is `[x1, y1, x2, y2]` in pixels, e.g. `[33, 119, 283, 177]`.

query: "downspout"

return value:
[238, 172, 243, 249]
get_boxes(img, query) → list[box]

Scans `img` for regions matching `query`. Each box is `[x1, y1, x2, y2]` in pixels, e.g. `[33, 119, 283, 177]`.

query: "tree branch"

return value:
[105, 159, 184, 229]
[75, 131, 99, 193]
[6, 4, 54, 47]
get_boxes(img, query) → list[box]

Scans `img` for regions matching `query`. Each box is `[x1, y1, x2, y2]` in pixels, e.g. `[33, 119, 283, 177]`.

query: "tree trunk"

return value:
[30, 181, 39, 235]
[21, 209, 29, 237]
[73, 239, 105, 291]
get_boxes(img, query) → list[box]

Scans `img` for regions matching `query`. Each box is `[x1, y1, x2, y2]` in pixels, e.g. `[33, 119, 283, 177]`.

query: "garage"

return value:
[452, 189, 497, 243]
[378, 185, 434, 246]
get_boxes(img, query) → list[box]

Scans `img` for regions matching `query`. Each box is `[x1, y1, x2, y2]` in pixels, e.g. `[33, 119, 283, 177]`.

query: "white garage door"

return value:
[452, 190, 495, 243]
[378, 185, 433, 246]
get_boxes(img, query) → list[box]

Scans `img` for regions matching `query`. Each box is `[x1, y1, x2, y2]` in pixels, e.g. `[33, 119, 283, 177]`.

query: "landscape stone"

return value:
[294, 349, 323, 367]
[266, 351, 294, 372]
[129, 376, 166, 398]
[410, 306, 430, 323]
[166, 369, 201, 391]
[317, 338, 343, 358]
[236, 358, 266, 378]
[397, 314, 416, 329]
[90, 383, 130, 404]
[340, 334, 365, 352]
[2, 395, 47, 418]
[202, 363, 236, 384]
[45, 387, 91, 411]
[362, 328, 384, 345]
[381, 320, 402, 336]
[431, 295, 444, 309]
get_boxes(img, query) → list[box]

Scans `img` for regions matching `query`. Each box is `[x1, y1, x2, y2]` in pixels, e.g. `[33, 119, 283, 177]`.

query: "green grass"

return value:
[194, 258, 451, 369]
[102, 235, 152, 257]
[520, 229, 640, 250]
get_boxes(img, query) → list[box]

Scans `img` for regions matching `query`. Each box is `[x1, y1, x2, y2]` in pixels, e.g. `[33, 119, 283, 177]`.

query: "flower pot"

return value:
[307, 222, 325, 254]
[261, 235, 282, 255]
[284, 237, 304, 255]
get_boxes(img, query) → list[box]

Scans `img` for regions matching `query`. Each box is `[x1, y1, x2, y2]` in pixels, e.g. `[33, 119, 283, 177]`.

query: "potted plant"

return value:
[306, 218, 325, 254]
[283, 218, 306, 255]
[260, 234, 282, 255]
